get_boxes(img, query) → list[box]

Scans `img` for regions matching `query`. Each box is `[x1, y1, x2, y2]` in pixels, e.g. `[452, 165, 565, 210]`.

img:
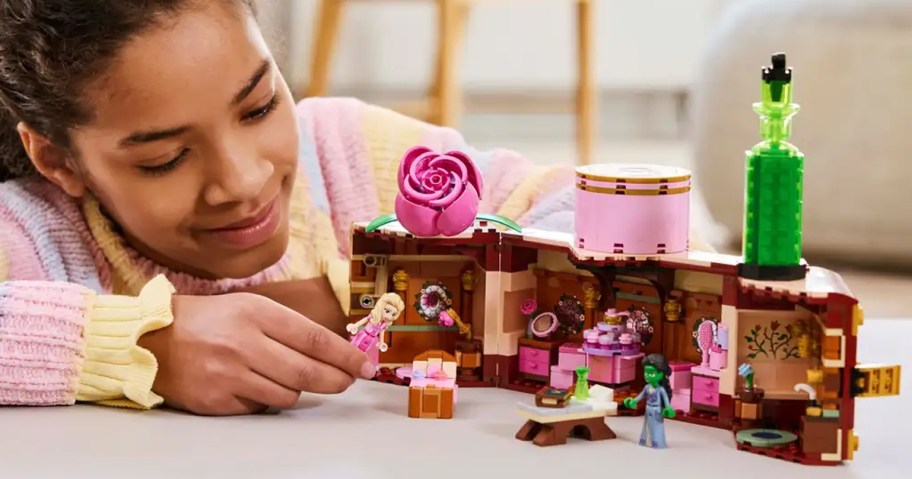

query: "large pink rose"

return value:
[394, 146, 483, 236]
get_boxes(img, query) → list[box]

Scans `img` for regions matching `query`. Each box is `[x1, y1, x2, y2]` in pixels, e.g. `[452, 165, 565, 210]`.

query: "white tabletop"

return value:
[1, 319, 909, 479]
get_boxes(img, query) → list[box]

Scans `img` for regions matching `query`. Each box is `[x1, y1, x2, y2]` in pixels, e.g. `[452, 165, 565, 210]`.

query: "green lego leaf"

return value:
[365, 214, 398, 233]
[365, 213, 522, 234]
[476, 213, 522, 233]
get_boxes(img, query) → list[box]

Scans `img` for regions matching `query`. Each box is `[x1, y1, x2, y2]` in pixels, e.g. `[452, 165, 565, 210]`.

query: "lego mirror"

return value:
[529, 312, 559, 339]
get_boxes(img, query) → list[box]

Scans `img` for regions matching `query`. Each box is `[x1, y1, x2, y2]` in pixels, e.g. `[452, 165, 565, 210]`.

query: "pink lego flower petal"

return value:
[428, 155, 468, 182]
[420, 170, 449, 193]
[399, 146, 432, 180]
[435, 184, 480, 236]
[398, 146, 433, 194]
[395, 193, 440, 236]
[404, 153, 449, 203]
[444, 150, 483, 201]
[439, 310, 455, 327]
[427, 171, 464, 208]
[402, 174, 446, 203]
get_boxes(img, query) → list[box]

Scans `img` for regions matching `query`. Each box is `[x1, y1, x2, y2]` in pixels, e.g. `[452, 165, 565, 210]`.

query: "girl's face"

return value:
[382, 305, 398, 322]
[65, 2, 298, 279]
[644, 364, 665, 387]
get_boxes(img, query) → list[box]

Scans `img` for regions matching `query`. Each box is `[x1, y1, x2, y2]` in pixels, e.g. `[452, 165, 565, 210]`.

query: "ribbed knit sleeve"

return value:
[0, 275, 174, 408]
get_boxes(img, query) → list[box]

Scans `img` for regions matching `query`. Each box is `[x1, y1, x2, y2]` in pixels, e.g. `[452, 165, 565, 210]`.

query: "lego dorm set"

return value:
[344, 54, 901, 464]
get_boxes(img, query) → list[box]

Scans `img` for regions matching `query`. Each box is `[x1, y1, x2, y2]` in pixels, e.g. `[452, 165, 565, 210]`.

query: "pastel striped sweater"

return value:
[0, 97, 581, 409]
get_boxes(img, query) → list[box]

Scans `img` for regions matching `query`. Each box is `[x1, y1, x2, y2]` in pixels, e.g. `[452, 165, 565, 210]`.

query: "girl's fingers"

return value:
[234, 369, 303, 409]
[248, 335, 356, 395]
[255, 302, 375, 380]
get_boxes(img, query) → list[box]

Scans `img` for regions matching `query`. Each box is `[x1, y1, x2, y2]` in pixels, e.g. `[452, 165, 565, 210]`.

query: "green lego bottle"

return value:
[574, 366, 590, 400]
[738, 53, 807, 281]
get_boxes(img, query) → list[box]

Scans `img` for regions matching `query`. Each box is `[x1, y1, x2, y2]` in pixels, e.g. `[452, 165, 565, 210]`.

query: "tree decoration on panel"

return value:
[554, 294, 586, 337]
[625, 306, 654, 347]
[365, 146, 521, 235]
[414, 280, 453, 322]
[744, 321, 800, 360]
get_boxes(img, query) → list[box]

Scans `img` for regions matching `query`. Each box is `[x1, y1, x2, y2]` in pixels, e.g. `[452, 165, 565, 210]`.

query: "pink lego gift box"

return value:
[550, 366, 574, 390]
[671, 388, 691, 413]
[575, 164, 691, 254]
[558, 343, 586, 370]
[669, 360, 696, 390]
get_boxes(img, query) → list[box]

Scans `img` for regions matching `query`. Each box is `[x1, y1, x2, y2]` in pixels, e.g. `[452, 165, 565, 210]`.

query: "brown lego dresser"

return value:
[408, 385, 455, 419]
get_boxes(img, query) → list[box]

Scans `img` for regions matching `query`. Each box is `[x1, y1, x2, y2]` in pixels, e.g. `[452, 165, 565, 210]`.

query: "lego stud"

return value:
[365, 146, 521, 236]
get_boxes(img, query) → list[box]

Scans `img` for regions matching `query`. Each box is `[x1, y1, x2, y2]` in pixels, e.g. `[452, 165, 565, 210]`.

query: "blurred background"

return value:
[255, 0, 911, 317]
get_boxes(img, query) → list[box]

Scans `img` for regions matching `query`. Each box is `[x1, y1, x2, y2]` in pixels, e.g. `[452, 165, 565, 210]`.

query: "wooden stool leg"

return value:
[575, 0, 595, 165]
[306, 0, 345, 98]
[572, 417, 617, 441]
[516, 419, 542, 441]
[537, 422, 569, 446]
[432, 0, 469, 126]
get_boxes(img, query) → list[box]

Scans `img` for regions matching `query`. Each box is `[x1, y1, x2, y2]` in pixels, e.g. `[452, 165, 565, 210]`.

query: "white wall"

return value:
[257, 0, 732, 93]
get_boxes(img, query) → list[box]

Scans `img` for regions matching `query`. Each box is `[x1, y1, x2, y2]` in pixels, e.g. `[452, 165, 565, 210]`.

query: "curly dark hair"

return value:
[0, 0, 256, 182]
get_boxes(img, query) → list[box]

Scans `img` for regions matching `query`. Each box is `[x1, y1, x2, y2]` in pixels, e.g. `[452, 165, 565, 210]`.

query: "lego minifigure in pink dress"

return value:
[346, 293, 405, 353]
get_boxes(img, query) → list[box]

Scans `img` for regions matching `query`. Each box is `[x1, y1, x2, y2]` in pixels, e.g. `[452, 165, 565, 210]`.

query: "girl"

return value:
[623, 353, 676, 448]
[346, 293, 406, 353]
[0, 0, 582, 415]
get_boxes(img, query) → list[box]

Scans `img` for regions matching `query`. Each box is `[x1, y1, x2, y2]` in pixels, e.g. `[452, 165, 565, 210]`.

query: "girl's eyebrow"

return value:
[120, 126, 189, 148]
[231, 59, 271, 106]
[117, 59, 272, 149]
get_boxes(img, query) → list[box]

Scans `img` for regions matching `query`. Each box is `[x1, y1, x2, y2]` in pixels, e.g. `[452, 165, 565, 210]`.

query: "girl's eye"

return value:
[242, 94, 279, 122]
[138, 148, 189, 176]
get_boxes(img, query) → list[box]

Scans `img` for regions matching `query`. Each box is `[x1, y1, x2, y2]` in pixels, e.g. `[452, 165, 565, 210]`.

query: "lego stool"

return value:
[515, 402, 616, 447]
[303, 0, 596, 165]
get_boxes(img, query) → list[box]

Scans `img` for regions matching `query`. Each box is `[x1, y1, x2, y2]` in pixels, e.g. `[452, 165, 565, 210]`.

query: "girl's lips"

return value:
[204, 198, 280, 249]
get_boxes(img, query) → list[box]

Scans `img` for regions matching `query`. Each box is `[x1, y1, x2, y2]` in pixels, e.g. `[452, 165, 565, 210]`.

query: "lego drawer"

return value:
[519, 346, 554, 364]
[692, 375, 720, 393]
[518, 359, 551, 377]
[669, 361, 695, 390]
[670, 371, 692, 391]
[558, 349, 586, 370]
[588, 356, 619, 383]
[692, 389, 720, 407]
[408, 385, 455, 419]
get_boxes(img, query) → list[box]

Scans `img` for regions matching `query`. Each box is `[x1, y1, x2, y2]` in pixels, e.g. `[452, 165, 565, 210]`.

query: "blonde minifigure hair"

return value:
[371, 293, 405, 323]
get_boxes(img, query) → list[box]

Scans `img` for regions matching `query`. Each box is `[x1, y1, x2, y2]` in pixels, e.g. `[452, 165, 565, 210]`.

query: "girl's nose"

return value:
[204, 152, 274, 206]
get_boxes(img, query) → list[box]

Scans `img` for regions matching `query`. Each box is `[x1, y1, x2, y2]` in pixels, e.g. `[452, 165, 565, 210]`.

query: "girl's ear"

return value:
[17, 122, 87, 197]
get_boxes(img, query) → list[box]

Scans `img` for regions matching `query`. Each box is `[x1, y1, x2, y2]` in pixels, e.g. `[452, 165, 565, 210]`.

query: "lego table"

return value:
[0, 319, 907, 479]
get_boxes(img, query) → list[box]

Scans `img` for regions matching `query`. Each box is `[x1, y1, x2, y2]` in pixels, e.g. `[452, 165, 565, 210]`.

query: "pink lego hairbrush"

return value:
[366, 146, 521, 236]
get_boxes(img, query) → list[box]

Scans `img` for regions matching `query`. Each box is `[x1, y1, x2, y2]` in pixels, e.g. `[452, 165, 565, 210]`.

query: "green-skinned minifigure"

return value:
[623, 354, 675, 448]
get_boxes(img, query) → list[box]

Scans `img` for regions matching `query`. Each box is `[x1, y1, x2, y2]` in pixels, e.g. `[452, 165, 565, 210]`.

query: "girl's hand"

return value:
[662, 406, 676, 419]
[138, 293, 377, 416]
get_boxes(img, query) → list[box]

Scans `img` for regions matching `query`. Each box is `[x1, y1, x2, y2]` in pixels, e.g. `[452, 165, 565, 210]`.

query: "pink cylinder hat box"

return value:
[575, 164, 691, 254]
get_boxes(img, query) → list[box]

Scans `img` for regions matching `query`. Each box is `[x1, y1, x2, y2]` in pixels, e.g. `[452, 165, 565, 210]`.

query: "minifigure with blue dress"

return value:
[623, 353, 676, 448]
